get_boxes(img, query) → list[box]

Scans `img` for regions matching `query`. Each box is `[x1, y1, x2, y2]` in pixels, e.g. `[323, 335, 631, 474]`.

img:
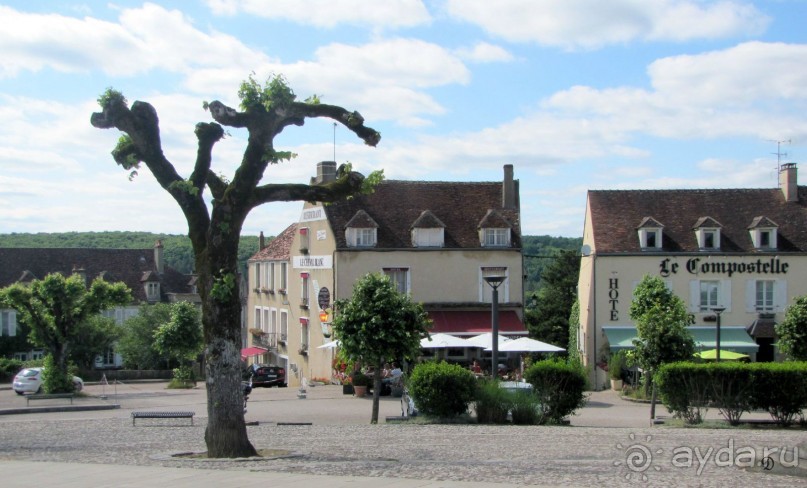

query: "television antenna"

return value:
[768, 139, 791, 187]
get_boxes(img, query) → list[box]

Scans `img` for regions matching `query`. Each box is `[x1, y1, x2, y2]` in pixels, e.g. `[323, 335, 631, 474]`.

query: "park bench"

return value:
[131, 411, 195, 426]
[26, 393, 74, 407]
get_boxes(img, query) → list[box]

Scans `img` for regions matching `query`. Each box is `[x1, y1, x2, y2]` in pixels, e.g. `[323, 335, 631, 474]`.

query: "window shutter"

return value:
[720, 280, 732, 312]
[774, 280, 788, 311]
[745, 281, 756, 313]
[689, 281, 700, 313]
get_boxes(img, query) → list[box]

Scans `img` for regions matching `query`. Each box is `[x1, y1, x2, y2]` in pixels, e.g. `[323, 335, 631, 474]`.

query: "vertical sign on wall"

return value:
[609, 278, 619, 321]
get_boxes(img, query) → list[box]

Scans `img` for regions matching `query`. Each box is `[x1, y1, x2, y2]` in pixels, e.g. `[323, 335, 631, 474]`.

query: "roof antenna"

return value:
[768, 139, 791, 186]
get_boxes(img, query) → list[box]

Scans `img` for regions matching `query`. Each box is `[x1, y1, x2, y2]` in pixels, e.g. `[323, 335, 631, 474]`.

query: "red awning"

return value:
[240, 346, 268, 358]
[427, 311, 527, 335]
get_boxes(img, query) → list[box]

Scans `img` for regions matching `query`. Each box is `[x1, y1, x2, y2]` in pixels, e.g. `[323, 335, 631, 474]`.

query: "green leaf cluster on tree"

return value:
[69, 315, 123, 370]
[776, 295, 807, 361]
[522, 236, 582, 293]
[0, 273, 131, 393]
[331, 273, 432, 424]
[154, 301, 203, 386]
[525, 249, 580, 349]
[117, 303, 173, 370]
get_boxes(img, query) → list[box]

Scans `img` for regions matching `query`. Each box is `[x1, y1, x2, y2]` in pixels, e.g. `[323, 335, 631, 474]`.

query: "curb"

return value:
[0, 404, 121, 415]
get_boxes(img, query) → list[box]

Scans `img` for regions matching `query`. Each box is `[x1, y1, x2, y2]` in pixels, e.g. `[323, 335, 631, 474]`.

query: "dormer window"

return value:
[345, 210, 379, 248]
[693, 217, 722, 251]
[748, 216, 778, 250]
[146, 282, 160, 301]
[637, 217, 663, 250]
[411, 210, 446, 248]
[478, 209, 512, 248]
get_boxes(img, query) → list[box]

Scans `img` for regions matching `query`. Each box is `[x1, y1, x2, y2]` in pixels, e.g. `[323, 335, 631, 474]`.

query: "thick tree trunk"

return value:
[197, 231, 257, 458]
[371, 362, 383, 424]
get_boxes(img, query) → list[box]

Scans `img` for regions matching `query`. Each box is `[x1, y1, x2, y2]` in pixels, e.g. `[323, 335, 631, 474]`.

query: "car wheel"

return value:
[14, 390, 24, 396]
[280, 383, 287, 388]
[73, 381, 83, 392]
[36, 386, 42, 394]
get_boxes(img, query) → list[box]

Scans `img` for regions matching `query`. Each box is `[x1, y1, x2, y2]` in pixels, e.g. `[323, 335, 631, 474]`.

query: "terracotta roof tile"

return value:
[249, 223, 297, 261]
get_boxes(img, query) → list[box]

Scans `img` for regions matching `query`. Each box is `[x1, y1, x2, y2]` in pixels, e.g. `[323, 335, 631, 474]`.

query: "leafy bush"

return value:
[351, 372, 371, 387]
[0, 358, 24, 381]
[474, 379, 510, 424]
[750, 362, 807, 427]
[524, 359, 588, 424]
[41, 355, 76, 394]
[707, 362, 754, 426]
[608, 351, 626, 380]
[509, 389, 542, 425]
[655, 362, 711, 424]
[167, 364, 196, 389]
[409, 361, 477, 418]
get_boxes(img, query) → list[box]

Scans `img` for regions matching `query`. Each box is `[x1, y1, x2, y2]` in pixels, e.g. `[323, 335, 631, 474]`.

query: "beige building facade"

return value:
[246, 162, 527, 387]
[578, 164, 806, 389]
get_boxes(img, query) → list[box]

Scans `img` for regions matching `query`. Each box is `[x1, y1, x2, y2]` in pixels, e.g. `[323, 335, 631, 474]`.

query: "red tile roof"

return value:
[249, 223, 297, 261]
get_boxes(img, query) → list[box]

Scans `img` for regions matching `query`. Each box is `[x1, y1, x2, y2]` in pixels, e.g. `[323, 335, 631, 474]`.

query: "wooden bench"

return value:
[131, 411, 195, 426]
[26, 393, 74, 406]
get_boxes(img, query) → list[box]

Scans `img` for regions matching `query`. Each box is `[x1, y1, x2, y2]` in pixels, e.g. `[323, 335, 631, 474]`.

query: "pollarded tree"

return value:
[331, 273, 431, 424]
[91, 75, 381, 457]
[629, 275, 695, 418]
[776, 295, 807, 360]
[0, 273, 131, 392]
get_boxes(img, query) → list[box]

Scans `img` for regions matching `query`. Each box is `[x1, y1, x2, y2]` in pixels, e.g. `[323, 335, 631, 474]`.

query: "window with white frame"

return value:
[300, 227, 310, 251]
[479, 267, 509, 303]
[689, 279, 732, 313]
[412, 228, 444, 247]
[1, 310, 16, 337]
[696, 228, 721, 250]
[254, 307, 262, 331]
[280, 310, 288, 342]
[300, 319, 309, 351]
[262, 308, 270, 334]
[146, 282, 160, 301]
[254, 262, 261, 290]
[269, 308, 277, 335]
[750, 228, 777, 250]
[699, 280, 720, 311]
[267, 262, 275, 290]
[347, 228, 377, 247]
[301, 273, 310, 307]
[383, 267, 410, 294]
[746, 279, 786, 313]
[280, 262, 288, 292]
[482, 228, 510, 247]
[638, 228, 662, 249]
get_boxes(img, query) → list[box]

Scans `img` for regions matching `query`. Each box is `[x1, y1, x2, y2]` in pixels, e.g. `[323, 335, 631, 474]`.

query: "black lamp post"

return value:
[712, 306, 726, 362]
[483, 274, 507, 379]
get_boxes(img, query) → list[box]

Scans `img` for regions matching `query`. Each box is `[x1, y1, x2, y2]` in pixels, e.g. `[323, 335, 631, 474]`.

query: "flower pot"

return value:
[611, 379, 623, 391]
[342, 384, 354, 395]
[353, 385, 367, 397]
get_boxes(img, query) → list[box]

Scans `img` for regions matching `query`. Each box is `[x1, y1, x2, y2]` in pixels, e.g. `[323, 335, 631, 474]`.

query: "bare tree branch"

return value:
[250, 171, 365, 206]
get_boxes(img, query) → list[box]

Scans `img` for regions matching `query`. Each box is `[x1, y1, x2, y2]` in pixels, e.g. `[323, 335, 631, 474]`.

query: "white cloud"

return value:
[455, 42, 515, 63]
[445, 0, 769, 49]
[205, 0, 432, 28]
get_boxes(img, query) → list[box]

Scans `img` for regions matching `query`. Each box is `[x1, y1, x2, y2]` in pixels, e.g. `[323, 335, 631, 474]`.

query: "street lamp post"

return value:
[712, 306, 726, 362]
[483, 274, 507, 379]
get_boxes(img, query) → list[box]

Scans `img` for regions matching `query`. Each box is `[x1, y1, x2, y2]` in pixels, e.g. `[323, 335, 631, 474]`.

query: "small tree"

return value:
[69, 315, 123, 370]
[0, 273, 131, 392]
[629, 275, 695, 417]
[776, 295, 807, 360]
[331, 273, 431, 423]
[154, 301, 203, 385]
[118, 303, 173, 369]
[525, 250, 580, 348]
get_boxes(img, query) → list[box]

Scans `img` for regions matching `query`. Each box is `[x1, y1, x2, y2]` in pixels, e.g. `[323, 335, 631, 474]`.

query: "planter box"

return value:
[342, 384, 354, 395]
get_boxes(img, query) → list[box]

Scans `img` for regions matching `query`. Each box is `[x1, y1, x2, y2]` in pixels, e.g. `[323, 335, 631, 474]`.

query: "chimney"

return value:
[315, 161, 337, 184]
[779, 163, 798, 202]
[71, 265, 87, 286]
[502, 164, 516, 209]
[259, 231, 266, 250]
[154, 240, 164, 275]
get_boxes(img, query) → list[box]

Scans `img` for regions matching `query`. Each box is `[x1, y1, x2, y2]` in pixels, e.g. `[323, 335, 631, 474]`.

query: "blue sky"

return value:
[1, 1, 806, 238]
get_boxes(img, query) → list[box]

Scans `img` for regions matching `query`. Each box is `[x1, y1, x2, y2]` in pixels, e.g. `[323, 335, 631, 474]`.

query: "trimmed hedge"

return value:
[524, 359, 588, 424]
[656, 361, 807, 426]
[409, 361, 477, 418]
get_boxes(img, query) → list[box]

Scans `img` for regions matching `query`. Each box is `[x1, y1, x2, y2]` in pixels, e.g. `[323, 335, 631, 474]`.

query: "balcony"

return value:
[250, 331, 278, 350]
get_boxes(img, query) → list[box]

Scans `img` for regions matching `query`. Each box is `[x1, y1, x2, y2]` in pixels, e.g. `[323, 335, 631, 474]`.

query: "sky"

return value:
[1, 1, 806, 239]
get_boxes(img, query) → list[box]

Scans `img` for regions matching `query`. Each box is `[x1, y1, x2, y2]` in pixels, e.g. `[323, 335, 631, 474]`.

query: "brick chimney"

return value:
[154, 240, 164, 275]
[314, 161, 337, 184]
[502, 164, 516, 209]
[259, 231, 266, 250]
[779, 163, 798, 202]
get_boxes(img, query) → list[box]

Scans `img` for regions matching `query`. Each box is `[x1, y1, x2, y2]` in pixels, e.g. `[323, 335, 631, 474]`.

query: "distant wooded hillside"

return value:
[0, 232, 580, 292]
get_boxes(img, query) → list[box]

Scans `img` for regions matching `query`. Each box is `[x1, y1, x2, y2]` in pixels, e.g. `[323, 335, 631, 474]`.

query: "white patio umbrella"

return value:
[420, 333, 474, 349]
[465, 332, 511, 349]
[488, 337, 565, 353]
[317, 339, 341, 349]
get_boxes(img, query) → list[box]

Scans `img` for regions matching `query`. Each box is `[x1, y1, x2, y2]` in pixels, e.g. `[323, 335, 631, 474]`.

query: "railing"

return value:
[252, 332, 278, 350]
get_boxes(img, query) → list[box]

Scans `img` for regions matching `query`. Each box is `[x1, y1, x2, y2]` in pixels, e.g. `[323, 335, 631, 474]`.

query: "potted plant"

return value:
[608, 351, 625, 391]
[341, 375, 354, 395]
[351, 372, 371, 397]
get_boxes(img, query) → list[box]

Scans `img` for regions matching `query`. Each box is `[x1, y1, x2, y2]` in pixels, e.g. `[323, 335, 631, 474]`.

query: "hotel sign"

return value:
[293, 255, 333, 269]
[659, 257, 789, 278]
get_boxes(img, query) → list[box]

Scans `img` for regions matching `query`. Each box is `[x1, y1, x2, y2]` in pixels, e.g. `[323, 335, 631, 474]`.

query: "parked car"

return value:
[12, 367, 84, 395]
[247, 364, 287, 388]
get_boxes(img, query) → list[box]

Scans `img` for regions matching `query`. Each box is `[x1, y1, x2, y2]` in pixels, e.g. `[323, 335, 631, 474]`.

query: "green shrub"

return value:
[0, 358, 24, 381]
[524, 358, 588, 424]
[41, 355, 76, 394]
[351, 371, 371, 387]
[509, 389, 542, 425]
[750, 362, 807, 427]
[409, 361, 477, 418]
[474, 379, 510, 424]
[608, 351, 626, 380]
[167, 364, 196, 388]
[708, 362, 754, 426]
[656, 362, 711, 424]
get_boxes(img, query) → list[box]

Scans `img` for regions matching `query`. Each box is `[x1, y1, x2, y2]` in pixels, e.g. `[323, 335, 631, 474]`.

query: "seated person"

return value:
[384, 362, 403, 385]
[471, 360, 482, 375]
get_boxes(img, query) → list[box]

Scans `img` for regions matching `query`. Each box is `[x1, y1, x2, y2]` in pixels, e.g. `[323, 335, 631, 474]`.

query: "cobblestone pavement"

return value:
[1, 384, 806, 487]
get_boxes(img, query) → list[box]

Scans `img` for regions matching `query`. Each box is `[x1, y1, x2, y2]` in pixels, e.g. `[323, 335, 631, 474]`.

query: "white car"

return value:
[12, 367, 84, 395]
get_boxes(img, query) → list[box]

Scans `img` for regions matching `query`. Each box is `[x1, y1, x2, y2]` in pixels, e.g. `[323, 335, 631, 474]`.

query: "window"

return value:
[383, 268, 410, 294]
[146, 282, 160, 301]
[254, 262, 261, 290]
[267, 262, 275, 290]
[756, 280, 774, 312]
[300, 320, 309, 351]
[254, 307, 262, 331]
[704, 230, 717, 249]
[347, 228, 377, 247]
[482, 228, 509, 247]
[269, 308, 277, 335]
[699, 281, 720, 311]
[280, 310, 288, 342]
[300, 227, 310, 251]
[280, 262, 288, 291]
[262, 308, 270, 334]
[638, 228, 661, 249]
[301, 273, 310, 307]
[412, 228, 444, 247]
[1, 310, 16, 337]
